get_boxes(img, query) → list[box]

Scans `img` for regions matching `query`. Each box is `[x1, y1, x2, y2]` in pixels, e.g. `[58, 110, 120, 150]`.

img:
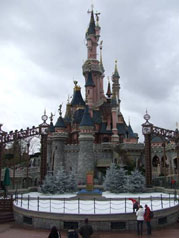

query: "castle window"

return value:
[152, 156, 160, 167]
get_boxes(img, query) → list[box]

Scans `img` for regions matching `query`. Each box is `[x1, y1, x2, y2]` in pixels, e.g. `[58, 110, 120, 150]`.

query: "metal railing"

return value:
[13, 193, 179, 215]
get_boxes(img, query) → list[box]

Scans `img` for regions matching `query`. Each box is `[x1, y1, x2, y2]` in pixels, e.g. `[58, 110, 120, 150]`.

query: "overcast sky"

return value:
[0, 0, 179, 142]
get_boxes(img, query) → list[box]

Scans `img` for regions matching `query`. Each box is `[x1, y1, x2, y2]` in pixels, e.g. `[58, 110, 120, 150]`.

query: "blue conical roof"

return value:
[55, 117, 66, 128]
[71, 87, 85, 106]
[49, 122, 55, 132]
[87, 11, 96, 35]
[80, 106, 94, 127]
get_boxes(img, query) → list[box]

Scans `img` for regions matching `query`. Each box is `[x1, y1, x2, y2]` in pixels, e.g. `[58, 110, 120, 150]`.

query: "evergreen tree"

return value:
[103, 163, 127, 193]
[114, 168, 128, 193]
[66, 170, 78, 192]
[103, 163, 116, 191]
[41, 166, 78, 194]
[127, 169, 145, 193]
[41, 174, 57, 194]
[55, 166, 67, 194]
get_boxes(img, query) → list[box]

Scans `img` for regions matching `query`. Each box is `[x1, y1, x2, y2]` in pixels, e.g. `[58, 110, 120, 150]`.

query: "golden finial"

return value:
[73, 80, 81, 91]
[74, 80, 78, 86]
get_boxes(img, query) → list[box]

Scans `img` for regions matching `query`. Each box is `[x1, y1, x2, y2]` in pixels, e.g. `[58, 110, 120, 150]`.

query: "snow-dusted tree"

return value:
[127, 169, 145, 193]
[55, 166, 67, 194]
[103, 163, 127, 193]
[103, 163, 117, 191]
[41, 174, 57, 194]
[115, 168, 128, 193]
[65, 170, 78, 192]
[41, 166, 78, 194]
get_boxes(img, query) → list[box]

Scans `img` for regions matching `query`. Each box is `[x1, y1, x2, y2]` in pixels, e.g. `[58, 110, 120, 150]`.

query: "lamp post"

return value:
[162, 141, 166, 177]
[142, 111, 153, 187]
[0, 124, 6, 187]
[39, 111, 49, 184]
[175, 128, 179, 187]
[26, 142, 30, 179]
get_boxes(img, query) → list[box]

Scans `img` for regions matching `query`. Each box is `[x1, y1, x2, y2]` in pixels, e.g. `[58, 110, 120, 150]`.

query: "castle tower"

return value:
[112, 60, 121, 113]
[78, 106, 94, 184]
[82, 9, 105, 108]
[51, 105, 68, 174]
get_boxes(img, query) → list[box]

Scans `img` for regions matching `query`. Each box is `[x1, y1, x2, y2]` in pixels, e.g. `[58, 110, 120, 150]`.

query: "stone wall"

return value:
[13, 203, 179, 231]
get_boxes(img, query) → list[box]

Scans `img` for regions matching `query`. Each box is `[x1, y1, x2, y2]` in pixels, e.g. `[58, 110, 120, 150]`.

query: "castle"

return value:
[46, 8, 144, 184]
[1, 8, 178, 190]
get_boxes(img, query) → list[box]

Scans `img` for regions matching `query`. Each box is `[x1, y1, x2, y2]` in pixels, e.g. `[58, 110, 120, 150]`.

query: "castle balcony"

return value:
[82, 59, 103, 74]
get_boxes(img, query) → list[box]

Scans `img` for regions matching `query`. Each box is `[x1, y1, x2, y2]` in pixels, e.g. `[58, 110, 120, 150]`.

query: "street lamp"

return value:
[39, 111, 49, 184]
[26, 142, 30, 179]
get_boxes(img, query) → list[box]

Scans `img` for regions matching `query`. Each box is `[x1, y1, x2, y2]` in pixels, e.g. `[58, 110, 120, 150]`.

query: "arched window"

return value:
[174, 158, 177, 169]
[152, 156, 160, 167]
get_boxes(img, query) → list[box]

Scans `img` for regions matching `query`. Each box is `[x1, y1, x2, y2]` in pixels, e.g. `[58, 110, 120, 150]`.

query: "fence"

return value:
[152, 176, 179, 189]
[13, 193, 179, 215]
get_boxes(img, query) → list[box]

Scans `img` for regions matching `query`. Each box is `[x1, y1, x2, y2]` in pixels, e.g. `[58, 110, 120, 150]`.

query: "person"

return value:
[136, 205, 145, 236]
[144, 204, 152, 235]
[171, 179, 176, 189]
[48, 226, 60, 238]
[79, 218, 93, 238]
[0, 181, 7, 198]
[129, 198, 139, 212]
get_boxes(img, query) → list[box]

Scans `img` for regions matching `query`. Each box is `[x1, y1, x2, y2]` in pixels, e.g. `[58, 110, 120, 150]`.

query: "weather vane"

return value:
[58, 104, 63, 117]
[87, 0, 94, 14]
[95, 11, 100, 23]
[50, 113, 55, 123]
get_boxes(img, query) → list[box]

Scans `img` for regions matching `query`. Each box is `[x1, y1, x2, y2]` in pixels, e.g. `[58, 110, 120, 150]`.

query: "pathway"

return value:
[0, 222, 179, 238]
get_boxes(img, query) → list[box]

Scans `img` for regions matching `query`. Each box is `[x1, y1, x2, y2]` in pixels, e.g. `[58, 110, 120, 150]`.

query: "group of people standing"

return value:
[48, 203, 152, 238]
[48, 218, 93, 238]
[136, 203, 152, 236]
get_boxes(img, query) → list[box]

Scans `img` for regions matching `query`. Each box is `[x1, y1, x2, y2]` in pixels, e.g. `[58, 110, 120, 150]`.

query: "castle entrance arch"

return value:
[0, 112, 49, 188]
[142, 112, 179, 187]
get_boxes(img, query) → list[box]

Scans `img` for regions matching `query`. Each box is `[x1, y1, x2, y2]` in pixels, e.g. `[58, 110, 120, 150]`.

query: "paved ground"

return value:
[0, 222, 179, 238]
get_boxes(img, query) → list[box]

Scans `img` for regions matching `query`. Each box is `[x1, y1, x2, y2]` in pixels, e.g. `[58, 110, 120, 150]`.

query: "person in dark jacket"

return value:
[48, 226, 60, 238]
[79, 218, 93, 238]
[144, 204, 152, 235]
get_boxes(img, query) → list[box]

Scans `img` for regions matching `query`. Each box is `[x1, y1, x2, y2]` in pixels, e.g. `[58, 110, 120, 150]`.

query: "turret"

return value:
[77, 106, 94, 184]
[51, 105, 68, 174]
[83, 9, 105, 106]
[112, 60, 120, 102]
[106, 77, 112, 99]
[85, 71, 95, 109]
[71, 81, 85, 112]
[86, 9, 100, 59]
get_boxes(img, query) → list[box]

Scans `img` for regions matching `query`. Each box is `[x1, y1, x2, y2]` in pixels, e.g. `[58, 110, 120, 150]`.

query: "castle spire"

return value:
[106, 77, 112, 98]
[87, 9, 96, 35]
[113, 60, 120, 79]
